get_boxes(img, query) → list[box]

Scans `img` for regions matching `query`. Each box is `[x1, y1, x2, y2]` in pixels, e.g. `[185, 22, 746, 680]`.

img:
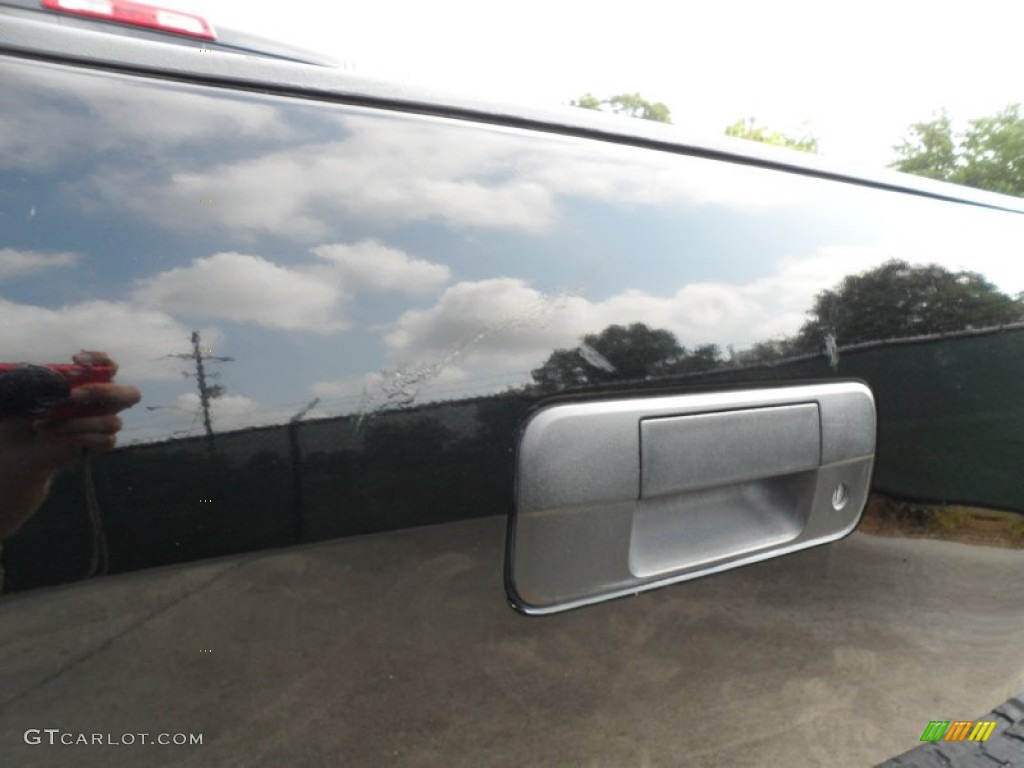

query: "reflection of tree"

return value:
[733, 339, 798, 365]
[530, 323, 723, 391]
[791, 259, 1024, 353]
[527, 262, 1024, 386]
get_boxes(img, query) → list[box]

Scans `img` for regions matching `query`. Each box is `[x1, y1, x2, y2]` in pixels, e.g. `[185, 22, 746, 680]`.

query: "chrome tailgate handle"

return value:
[640, 403, 822, 496]
[508, 382, 876, 614]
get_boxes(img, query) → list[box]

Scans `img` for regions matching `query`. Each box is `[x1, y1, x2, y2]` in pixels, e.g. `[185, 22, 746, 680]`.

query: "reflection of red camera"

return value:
[0, 363, 114, 420]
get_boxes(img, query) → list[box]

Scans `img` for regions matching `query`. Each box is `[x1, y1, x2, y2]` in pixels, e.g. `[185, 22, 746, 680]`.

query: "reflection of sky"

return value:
[3, 56, 1024, 445]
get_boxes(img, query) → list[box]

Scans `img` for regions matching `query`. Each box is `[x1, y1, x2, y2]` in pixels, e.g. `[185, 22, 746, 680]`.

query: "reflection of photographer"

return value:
[0, 351, 140, 540]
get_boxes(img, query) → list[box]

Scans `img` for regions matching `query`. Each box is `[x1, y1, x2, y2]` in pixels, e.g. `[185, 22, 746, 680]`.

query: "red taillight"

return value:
[41, 0, 216, 40]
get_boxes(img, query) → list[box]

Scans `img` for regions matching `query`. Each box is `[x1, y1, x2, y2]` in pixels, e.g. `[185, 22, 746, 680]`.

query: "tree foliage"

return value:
[530, 323, 722, 391]
[891, 111, 957, 182]
[571, 92, 672, 124]
[732, 338, 799, 365]
[792, 259, 1024, 352]
[724, 117, 818, 153]
[572, 93, 602, 111]
[892, 104, 1024, 196]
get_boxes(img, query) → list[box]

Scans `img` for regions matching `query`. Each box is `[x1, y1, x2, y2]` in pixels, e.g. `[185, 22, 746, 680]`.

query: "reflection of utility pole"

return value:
[290, 398, 321, 425]
[193, 331, 214, 439]
[287, 397, 320, 544]
[167, 331, 233, 448]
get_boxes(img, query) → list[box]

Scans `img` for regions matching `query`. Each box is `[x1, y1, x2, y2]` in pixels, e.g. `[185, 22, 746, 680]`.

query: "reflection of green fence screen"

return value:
[840, 329, 1024, 510]
[748, 328, 1024, 511]
[6, 328, 1024, 592]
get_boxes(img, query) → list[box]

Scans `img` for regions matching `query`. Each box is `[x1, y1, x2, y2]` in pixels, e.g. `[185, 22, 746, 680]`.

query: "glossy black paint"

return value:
[2, 51, 1024, 590]
[3, 21, 1024, 768]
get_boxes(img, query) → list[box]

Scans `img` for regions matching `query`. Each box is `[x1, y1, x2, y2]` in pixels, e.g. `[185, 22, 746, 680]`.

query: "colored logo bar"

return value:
[920, 720, 997, 742]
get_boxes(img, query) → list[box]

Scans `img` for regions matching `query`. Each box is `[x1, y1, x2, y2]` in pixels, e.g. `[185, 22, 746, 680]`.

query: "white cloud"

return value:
[0, 63, 291, 171]
[0, 249, 79, 279]
[0, 298, 212, 381]
[312, 364, 466, 398]
[873, 200, 1024, 296]
[315, 116, 559, 231]
[311, 240, 450, 295]
[176, 391, 259, 419]
[310, 364, 475, 413]
[737, 247, 894, 338]
[172, 391, 314, 433]
[310, 372, 383, 401]
[87, 159, 328, 241]
[383, 278, 570, 371]
[85, 109, 808, 243]
[89, 117, 560, 239]
[520, 139, 808, 211]
[132, 251, 348, 332]
[381, 247, 896, 373]
[130, 243, 450, 332]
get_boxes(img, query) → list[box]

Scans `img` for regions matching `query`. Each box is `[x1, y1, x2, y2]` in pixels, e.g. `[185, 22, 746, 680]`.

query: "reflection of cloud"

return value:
[310, 363, 527, 416]
[172, 392, 320, 434]
[382, 277, 759, 371]
[311, 363, 534, 415]
[88, 161, 327, 240]
[382, 248, 893, 373]
[133, 252, 348, 333]
[739, 246, 891, 338]
[310, 374, 381, 400]
[1, 62, 291, 171]
[0, 249, 79, 279]
[878, 199, 1024, 296]
[0, 298, 213, 380]
[176, 392, 259, 419]
[8, 57, 805, 236]
[311, 365, 468, 411]
[131, 242, 449, 332]
[521, 142, 807, 211]
[84, 113, 806, 240]
[89, 119, 558, 239]
[311, 240, 450, 295]
[383, 278, 569, 371]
